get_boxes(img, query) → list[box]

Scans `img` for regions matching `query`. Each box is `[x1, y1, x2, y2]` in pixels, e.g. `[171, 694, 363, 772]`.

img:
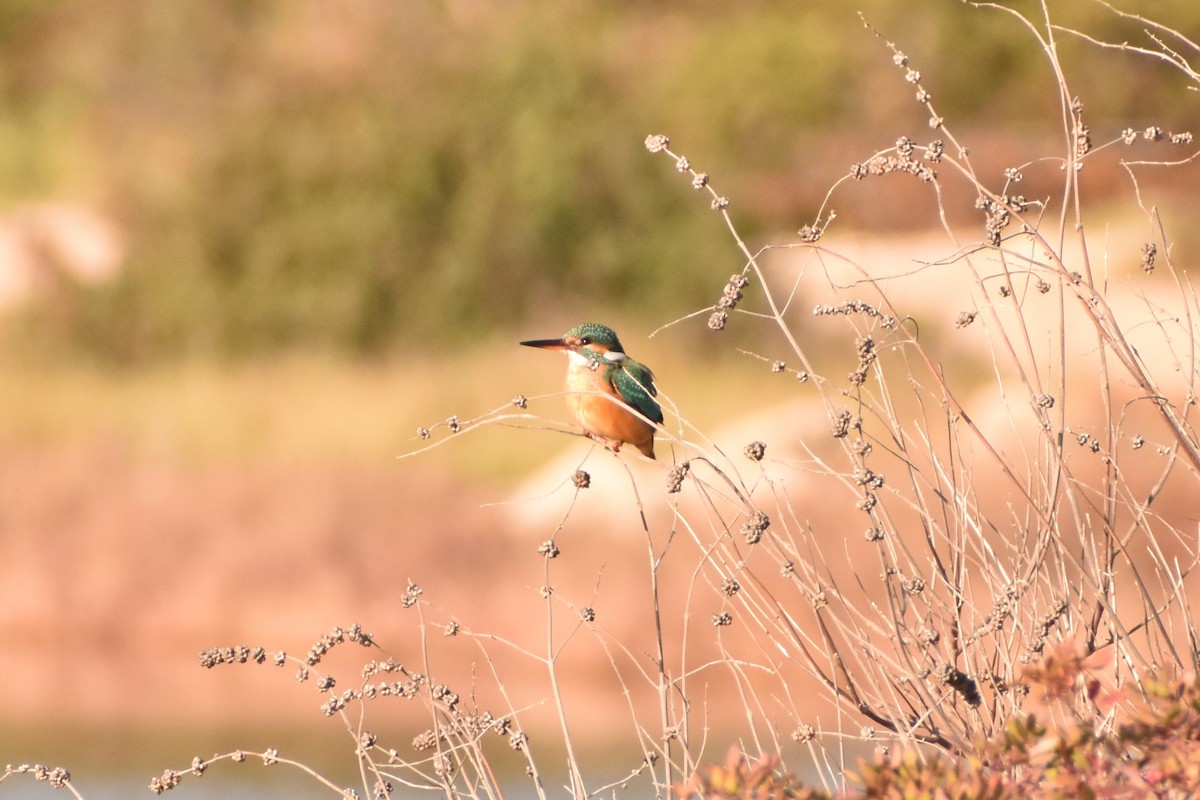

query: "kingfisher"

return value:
[520, 323, 664, 459]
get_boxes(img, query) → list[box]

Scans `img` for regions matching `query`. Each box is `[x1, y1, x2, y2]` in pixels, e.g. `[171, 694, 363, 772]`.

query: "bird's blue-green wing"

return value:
[612, 359, 663, 424]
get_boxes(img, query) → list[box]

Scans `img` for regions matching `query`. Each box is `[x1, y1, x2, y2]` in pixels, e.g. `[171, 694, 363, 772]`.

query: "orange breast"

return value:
[566, 366, 656, 458]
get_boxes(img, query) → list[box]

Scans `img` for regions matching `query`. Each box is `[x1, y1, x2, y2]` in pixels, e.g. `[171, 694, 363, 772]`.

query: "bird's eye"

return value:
[580, 337, 591, 345]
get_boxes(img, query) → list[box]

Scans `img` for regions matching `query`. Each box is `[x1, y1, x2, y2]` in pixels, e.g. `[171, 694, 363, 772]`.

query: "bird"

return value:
[520, 323, 664, 459]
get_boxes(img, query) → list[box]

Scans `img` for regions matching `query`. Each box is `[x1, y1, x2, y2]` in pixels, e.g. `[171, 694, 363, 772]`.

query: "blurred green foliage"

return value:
[1, 0, 1197, 359]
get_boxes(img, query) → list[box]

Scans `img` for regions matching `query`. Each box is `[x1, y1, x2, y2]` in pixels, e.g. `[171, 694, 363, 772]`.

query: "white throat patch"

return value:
[567, 349, 592, 367]
[567, 348, 625, 367]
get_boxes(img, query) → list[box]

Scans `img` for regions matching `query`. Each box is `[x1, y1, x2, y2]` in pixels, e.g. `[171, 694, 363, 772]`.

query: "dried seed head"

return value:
[792, 723, 816, 743]
[401, 579, 422, 608]
[852, 154, 936, 182]
[665, 462, 690, 493]
[644, 134, 670, 153]
[740, 510, 770, 544]
[1076, 125, 1092, 157]
[812, 298, 894, 327]
[571, 469, 591, 489]
[832, 409, 854, 438]
[149, 770, 182, 795]
[743, 440, 766, 461]
[1141, 242, 1157, 274]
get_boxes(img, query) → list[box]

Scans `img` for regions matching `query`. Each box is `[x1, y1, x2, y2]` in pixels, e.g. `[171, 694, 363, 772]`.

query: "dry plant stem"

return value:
[970, 0, 1187, 691]
[157, 6, 1199, 798]
[984, 140, 1200, 476]
[400, 407, 567, 460]
[695, 387, 959, 745]
[1031, 0, 1121, 654]
[0, 767, 85, 800]
[1033, 217, 1199, 464]
[541, 548, 587, 798]
[665, 497, 703, 779]
[190, 751, 351, 798]
[466, 640, 550, 800]
[1053, 0, 1200, 85]
[581, 595, 693, 788]
[646, 4, 1199, 769]
[633, 465, 675, 800]
[413, 604, 461, 799]
[719, 222, 1041, 746]
[656, 143, 818, 381]
[349, 712, 390, 800]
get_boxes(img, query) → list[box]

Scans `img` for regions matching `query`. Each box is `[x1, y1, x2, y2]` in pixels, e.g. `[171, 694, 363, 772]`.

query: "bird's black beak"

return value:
[520, 338, 569, 350]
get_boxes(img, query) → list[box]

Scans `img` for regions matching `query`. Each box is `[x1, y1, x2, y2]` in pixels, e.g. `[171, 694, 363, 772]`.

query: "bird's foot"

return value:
[583, 430, 625, 454]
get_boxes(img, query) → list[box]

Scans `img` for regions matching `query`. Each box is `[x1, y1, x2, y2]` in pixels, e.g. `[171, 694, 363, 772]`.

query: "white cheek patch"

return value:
[567, 349, 592, 367]
[602, 350, 626, 362]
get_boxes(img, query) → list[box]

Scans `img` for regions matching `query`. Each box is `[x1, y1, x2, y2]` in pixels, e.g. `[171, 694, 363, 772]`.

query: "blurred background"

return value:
[2, 0, 1198, 795]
